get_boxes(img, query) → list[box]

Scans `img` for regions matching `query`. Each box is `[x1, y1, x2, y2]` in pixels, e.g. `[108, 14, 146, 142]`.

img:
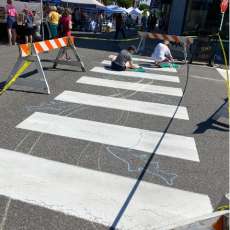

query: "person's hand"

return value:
[133, 64, 139, 69]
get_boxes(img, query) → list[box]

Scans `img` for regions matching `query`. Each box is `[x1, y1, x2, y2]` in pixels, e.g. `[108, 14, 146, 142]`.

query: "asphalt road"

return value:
[0, 38, 229, 230]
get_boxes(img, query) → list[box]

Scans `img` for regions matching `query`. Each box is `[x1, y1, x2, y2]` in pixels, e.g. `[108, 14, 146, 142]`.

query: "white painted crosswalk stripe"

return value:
[102, 60, 178, 73]
[0, 148, 211, 230]
[132, 57, 154, 62]
[55, 91, 189, 120]
[91, 67, 180, 83]
[17, 112, 199, 162]
[132, 57, 166, 64]
[77, 76, 183, 97]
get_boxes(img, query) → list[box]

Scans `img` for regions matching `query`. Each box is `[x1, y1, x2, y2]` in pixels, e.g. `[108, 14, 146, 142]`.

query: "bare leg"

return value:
[11, 29, 16, 45]
[29, 35, 33, 43]
[65, 50, 71, 60]
[7, 28, 12, 46]
[109, 55, 116, 61]
[25, 35, 29, 44]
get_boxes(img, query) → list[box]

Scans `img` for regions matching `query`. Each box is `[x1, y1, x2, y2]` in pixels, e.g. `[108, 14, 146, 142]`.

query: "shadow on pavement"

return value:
[194, 99, 229, 133]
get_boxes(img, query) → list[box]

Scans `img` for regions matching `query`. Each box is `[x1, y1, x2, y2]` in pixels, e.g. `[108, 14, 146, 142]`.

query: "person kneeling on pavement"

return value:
[151, 40, 173, 66]
[109, 46, 139, 71]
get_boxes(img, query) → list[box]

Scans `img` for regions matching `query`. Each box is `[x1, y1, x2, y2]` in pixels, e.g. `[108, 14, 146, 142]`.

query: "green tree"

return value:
[139, 3, 149, 11]
[102, 0, 114, 5]
[116, 0, 133, 8]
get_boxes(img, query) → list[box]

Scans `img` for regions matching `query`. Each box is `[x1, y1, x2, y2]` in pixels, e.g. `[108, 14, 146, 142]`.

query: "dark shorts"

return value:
[111, 61, 126, 71]
[25, 27, 33, 36]
[7, 16, 17, 29]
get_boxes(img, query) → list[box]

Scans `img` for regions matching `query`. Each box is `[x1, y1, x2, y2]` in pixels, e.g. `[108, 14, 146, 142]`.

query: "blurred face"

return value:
[164, 41, 170, 46]
[128, 49, 135, 54]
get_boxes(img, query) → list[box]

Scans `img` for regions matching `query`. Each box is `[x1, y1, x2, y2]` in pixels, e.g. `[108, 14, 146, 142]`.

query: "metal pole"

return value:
[219, 13, 225, 32]
[40, 0, 45, 40]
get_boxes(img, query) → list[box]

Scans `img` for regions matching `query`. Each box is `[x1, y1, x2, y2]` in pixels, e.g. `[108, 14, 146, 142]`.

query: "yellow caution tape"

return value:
[217, 33, 229, 115]
[0, 60, 32, 95]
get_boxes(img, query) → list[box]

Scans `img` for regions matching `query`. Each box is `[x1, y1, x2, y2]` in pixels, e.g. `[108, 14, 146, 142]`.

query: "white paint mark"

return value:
[216, 68, 230, 81]
[190, 75, 225, 82]
[17, 112, 199, 161]
[225, 193, 229, 200]
[91, 67, 180, 83]
[77, 76, 182, 97]
[55, 91, 189, 120]
[0, 148, 211, 229]
[106, 146, 178, 186]
[132, 57, 158, 63]
[102, 60, 178, 73]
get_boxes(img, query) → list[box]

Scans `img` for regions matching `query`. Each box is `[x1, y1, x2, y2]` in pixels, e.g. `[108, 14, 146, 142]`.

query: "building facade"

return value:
[150, 0, 229, 37]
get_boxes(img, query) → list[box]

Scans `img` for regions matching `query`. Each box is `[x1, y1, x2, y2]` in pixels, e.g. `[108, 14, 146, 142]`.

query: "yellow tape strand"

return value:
[0, 60, 32, 95]
[217, 33, 229, 115]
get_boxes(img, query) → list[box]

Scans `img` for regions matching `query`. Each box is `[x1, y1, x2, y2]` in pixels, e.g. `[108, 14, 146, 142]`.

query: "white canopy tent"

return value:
[127, 7, 143, 23]
[61, 0, 104, 8]
[126, 7, 133, 14]
[129, 7, 143, 16]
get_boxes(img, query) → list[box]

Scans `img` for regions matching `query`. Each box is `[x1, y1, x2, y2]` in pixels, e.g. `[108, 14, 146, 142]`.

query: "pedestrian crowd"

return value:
[5, 0, 73, 46]
[5, 0, 168, 45]
[113, 10, 168, 40]
[5, 0, 173, 66]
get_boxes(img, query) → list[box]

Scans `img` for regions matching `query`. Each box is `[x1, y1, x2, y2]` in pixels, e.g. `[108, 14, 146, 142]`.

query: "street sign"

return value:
[220, 0, 229, 13]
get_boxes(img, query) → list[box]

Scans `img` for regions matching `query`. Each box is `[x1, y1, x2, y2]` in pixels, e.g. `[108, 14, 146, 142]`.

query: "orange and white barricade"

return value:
[0, 36, 85, 95]
[137, 31, 194, 60]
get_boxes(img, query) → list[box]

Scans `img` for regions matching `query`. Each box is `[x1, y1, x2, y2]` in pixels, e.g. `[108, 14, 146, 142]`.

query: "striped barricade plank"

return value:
[1, 36, 85, 96]
[19, 36, 75, 57]
[138, 32, 194, 45]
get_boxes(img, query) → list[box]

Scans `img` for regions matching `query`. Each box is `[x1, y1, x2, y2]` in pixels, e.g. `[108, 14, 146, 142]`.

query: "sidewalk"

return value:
[73, 28, 139, 41]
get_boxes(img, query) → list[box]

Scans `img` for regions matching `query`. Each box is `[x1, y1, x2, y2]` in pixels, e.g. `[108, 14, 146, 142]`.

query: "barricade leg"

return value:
[53, 48, 65, 69]
[137, 37, 144, 53]
[0, 59, 32, 95]
[70, 44, 86, 72]
[34, 52, 50, 94]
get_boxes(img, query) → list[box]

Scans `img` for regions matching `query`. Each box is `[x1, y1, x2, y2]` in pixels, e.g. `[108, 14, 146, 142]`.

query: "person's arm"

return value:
[69, 16, 73, 30]
[165, 47, 173, 60]
[48, 12, 52, 22]
[127, 60, 139, 69]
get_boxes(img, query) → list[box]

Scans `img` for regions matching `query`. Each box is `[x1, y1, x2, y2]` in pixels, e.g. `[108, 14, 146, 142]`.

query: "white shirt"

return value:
[151, 43, 172, 62]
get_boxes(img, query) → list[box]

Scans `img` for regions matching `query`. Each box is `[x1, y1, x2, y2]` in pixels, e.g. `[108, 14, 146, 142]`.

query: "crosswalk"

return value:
[101, 60, 178, 73]
[77, 76, 183, 96]
[0, 57, 213, 229]
[91, 66, 180, 82]
[54, 91, 189, 119]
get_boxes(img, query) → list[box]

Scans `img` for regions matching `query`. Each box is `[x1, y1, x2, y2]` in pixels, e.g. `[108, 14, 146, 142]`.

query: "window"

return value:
[183, 0, 225, 35]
